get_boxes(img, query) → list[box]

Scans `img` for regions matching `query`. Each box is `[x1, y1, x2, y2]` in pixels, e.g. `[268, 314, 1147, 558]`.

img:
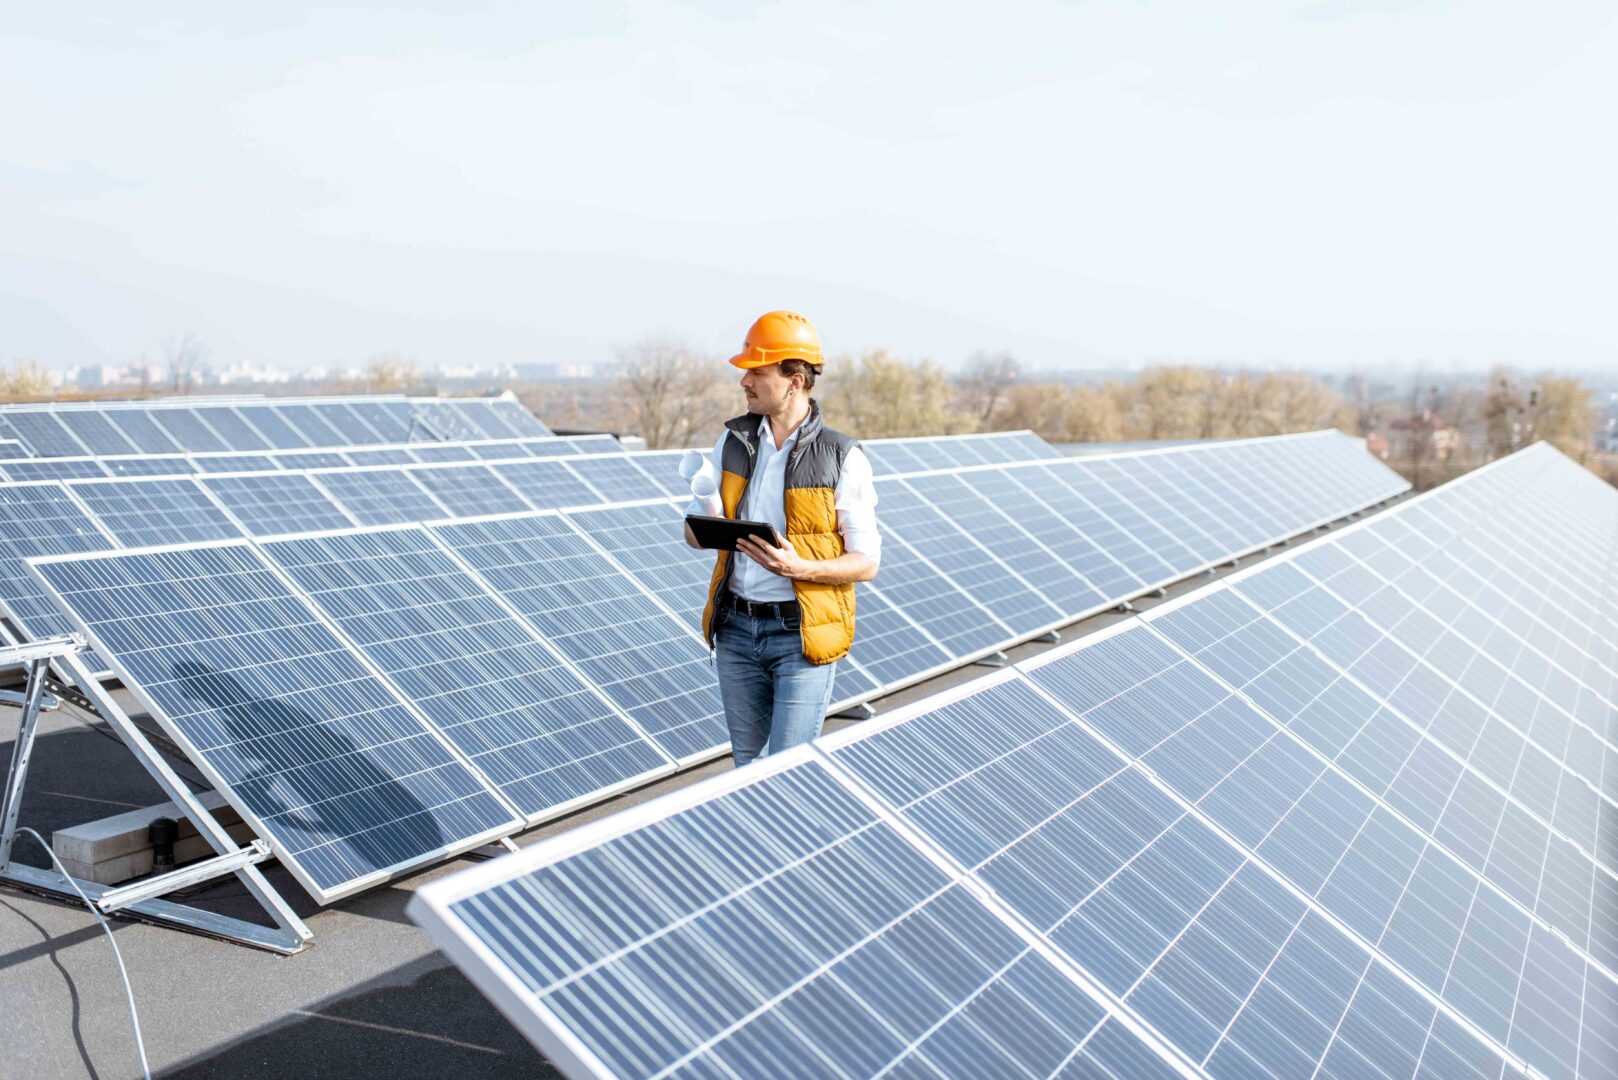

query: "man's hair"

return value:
[778, 358, 822, 391]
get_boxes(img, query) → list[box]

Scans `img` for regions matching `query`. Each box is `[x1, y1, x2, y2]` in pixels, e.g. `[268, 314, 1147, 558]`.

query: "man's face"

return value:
[739, 363, 794, 414]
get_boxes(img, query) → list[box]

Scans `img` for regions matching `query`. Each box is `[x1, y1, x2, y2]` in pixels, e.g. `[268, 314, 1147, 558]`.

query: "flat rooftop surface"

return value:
[0, 520, 1366, 1079]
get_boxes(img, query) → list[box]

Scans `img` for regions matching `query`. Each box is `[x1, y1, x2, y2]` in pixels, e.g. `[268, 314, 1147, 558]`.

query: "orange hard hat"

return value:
[728, 310, 824, 370]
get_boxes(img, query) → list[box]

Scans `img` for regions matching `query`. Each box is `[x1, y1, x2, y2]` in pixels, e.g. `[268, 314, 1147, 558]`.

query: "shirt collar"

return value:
[757, 415, 802, 452]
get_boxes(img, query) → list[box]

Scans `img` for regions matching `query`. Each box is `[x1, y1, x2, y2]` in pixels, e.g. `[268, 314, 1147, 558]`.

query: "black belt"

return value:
[720, 592, 801, 620]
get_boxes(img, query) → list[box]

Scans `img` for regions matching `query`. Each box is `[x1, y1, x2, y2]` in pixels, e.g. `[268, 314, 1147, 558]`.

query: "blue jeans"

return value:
[714, 608, 838, 767]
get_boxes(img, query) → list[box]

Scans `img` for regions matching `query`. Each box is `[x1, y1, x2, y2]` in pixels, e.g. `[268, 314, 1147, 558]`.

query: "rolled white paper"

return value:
[689, 473, 722, 517]
[678, 450, 708, 480]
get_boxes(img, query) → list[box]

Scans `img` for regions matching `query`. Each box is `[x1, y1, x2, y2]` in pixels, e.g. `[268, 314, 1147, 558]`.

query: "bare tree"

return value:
[163, 334, 208, 393]
[365, 352, 420, 392]
[612, 339, 733, 449]
[820, 349, 960, 438]
[957, 351, 1021, 428]
[0, 360, 53, 400]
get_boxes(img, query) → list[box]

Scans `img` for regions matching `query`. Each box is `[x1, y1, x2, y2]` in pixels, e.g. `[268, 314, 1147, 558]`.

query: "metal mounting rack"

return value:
[0, 636, 310, 953]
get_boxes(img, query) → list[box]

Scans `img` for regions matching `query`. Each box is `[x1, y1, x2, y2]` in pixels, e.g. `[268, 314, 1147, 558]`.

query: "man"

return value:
[684, 310, 880, 766]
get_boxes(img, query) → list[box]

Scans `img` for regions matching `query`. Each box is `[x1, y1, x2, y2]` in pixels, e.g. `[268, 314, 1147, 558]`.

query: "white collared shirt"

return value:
[710, 416, 881, 602]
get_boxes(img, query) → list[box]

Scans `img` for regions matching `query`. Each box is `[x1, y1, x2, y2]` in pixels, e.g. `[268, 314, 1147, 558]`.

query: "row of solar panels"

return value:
[0, 435, 620, 482]
[18, 432, 1407, 910]
[0, 393, 551, 457]
[410, 441, 1618, 1080]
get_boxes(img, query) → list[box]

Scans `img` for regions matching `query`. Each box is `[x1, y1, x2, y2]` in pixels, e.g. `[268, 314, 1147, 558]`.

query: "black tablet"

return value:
[686, 515, 782, 551]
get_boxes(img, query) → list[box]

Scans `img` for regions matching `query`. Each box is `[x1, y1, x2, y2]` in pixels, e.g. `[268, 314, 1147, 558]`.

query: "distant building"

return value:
[1383, 410, 1461, 462]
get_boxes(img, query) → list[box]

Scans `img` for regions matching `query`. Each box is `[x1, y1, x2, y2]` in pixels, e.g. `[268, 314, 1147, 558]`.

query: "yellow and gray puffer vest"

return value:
[701, 402, 858, 665]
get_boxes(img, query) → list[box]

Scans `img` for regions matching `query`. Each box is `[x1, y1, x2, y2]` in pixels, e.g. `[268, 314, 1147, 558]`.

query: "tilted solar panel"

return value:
[410, 752, 1185, 1080]
[233, 405, 312, 449]
[149, 408, 231, 453]
[1, 412, 89, 457]
[310, 469, 448, 526]
[200, 473, 357, 536]
[2, 458, 110, 481]
[66, 477, 243, 548]
[341, 448, 418, 467]
[0, 484, 117, 668]
[430, 513, 729, 763]
[190, 453, 279, 474]
[561, 501, 712, 622]
[260, 527, 673, 820]
[56, 410, 140, 456]
[191, 406, 271, 451]
[273, 404, 351, 447]
[102, 410, 185, 454]
[31, 542, 522, 902]
[564, 455, 669, 504]
[409, 464, 531, 517]
[488, 460, 601, 510]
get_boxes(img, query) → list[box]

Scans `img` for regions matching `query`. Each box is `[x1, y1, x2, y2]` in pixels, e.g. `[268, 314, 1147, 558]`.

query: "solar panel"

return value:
[346, 401, 413, 443]
[0, 484, 116, 667]
[447, 401, 521, 440]
[407, 444, 476, 464]
[31, 542, 522, 902]
[311, 403, 375, 442]
[259, 527, 673, 820]
[515, 438, 577, 459]
[410, 753, 1183, 1080]
[0, 439, 30, 460]
[66, 478, 243, 547]
[466, 441, 531, 461]
[412, 401, 486, 441]
[487, 460, 601, 510]
[854, 527, 1012, 660]
[902, 471, 1106, 616]
[408, 464, 531, 517]
[190, 453, 280, 474]
[844, 581, 954, 688]
[191, 406, 271, 451]
[875, 477, 1067, 636]
[340, 448, 416, 467]
[233, 405, 312, 449]
[100, 454, 197, 477]
[55, 410, 141, 455]
[564, 455, 668, 503]
[624, 450, 691, 498]
[863, 440, 929, 476]
[274, 450, 349, 470]
[958, 466, 1146, 599]
[200, 473, 357, 536]
[310, 469, 448, 526]
[560, 502, 711, 621]
[148, 408, 230, 453]
[1, 458, 110, 481]
[273, 404, 351, 447]
[1055, 460, 1207, 576]
[102, 409, 185, 454]
[431, 513, 729, 763]
[1080, 457, 1228, 565]
[558, 434, 621, 455]
[1, 412, 89, 457]
[485, 399, 552, 437]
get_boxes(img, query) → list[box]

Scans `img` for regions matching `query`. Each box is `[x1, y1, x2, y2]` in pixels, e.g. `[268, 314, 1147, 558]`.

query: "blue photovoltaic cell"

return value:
[201, 473, 356, 536]
[407, 444, 476, 464]
[486, 400, 552, 437]
[414, 402, 486, 441]
[2, 413, 88, 457]
[346, 401, 413, 443]
[558, 435, 620, 455]
[1, 459, 109, 481]
[961, 434, 1017, 464]
[55, 411, 140, 455]
[190, 454, 279, 474]
[33, 543, 519, 900]
[903, 471, 1105, 617]
[858, 527, 1011, 660]
[449, 401, 521, 439]
[863, 441, 929, 476]
[68, 478, 243, 547]
[488, 460, 601, 509]
[0, 485, 114, 666]
[261, 529, 670, 819]
[148, 408, 230, 453]
[845, 581, 953, 689]
[625, 451, 691, 498]
[1055, 460, 1205, 576]
[312, 403, 377, 442]
[272, 404, 350, 447]
[431, 514, 729, 762]
[959, 466, 1145, 600]
[0, 439, 30, 460]
[1008, 464, 1179, 586]
[408, 465, 530, 517]
[564, 455, 668, 503]
[233, 405, 311, 449]
[515, 438, 577, 459]
[312, 469, 447, 526]
[190, 407, 270, 451]
[101, 456, 196, 478]
[418, 758, 1174, 1080]
[877, 478, 1065, 635]
[467, 441, 530, 460]
[102, 410, 185, 454]
[341, 448, 416, 467]
[1080, 457, 1226, 565]
[275, 450, 349, 470]
[560, 502, 711, 621]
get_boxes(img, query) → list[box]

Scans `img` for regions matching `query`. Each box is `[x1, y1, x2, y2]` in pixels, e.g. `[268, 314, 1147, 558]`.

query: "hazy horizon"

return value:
[4, 3, 1615, 375]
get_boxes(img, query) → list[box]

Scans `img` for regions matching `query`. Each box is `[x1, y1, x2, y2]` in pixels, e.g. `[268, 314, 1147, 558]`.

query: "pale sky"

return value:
[3, 2, 1614, 373]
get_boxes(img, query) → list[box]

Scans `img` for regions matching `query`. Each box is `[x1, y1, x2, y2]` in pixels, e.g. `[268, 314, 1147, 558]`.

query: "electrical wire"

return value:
[15, 827, 152, 1080]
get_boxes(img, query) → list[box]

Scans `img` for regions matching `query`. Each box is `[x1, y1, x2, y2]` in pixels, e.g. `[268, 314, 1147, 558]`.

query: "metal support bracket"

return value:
[831, 702, 877, 720]
[0, 640, 311, 954]
[1115, 601, 1136, 613]
[1033, 631, 1061, 644]
[973, 651, 1009, 668]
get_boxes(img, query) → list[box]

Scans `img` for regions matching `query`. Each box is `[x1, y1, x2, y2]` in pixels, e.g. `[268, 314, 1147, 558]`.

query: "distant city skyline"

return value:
[4, 3, 1615, 373]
